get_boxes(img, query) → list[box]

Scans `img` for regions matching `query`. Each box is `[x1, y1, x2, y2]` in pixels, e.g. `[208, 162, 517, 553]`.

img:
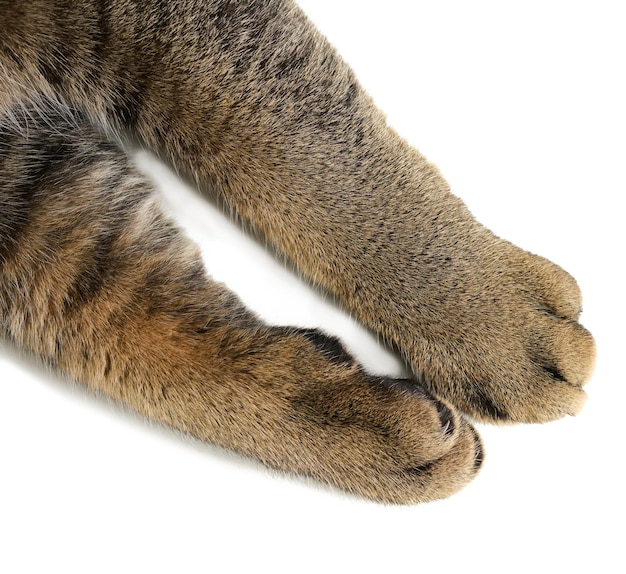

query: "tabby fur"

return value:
[0, 0, 595, 503]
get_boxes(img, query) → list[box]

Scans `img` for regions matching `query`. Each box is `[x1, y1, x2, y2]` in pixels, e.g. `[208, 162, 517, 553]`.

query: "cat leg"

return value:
[0, 0, 595, 422]
[0, 100, 482, 504]
[113, 0, 594, 423]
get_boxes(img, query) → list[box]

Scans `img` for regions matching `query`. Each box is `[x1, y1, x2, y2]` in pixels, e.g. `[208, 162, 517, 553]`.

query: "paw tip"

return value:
[568, 389, 588, 417]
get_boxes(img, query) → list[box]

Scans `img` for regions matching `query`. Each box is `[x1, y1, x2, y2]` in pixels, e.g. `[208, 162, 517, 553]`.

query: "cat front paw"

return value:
[401, 237, 596, 424]
[288, 358, 484, 503]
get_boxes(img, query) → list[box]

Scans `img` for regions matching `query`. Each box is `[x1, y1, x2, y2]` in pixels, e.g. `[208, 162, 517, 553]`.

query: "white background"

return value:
[1, 1, 624, 572]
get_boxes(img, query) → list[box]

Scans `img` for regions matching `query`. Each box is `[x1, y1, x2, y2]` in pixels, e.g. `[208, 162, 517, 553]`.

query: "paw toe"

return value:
[410, 419, 484, 501]
[549, 320, 596, 387]
[517, 250, 584, 320]
[344, 377, 482, 503]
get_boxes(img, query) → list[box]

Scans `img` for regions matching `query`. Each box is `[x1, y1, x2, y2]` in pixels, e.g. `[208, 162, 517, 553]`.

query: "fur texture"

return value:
[0, 0, 594, 503]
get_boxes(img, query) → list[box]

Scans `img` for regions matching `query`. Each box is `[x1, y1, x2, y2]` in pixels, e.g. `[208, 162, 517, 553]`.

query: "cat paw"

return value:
[287, 332, 483, 503]
[404, 237, 596, 424]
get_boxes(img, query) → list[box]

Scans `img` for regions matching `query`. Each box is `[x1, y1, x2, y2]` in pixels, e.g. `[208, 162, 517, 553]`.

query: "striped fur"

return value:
[0, 0, 594, 503]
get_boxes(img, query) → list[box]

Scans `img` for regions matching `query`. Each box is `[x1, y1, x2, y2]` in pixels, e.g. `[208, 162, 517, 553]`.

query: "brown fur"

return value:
[0, 0, 594, 503]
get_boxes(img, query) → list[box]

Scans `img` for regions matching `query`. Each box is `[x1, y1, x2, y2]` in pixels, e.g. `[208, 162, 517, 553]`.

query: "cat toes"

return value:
[458, 312, 595, 425]
[518, 311, 596, 422]
[510, 251, 596, 422]
[472, 251, 596, 424]
[292, 366, 483, 504]
[515, 250, 585, 321]
[393, 416, 483, 504]
[353, 383, 484, 504]
[403, 242, 596, 426]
